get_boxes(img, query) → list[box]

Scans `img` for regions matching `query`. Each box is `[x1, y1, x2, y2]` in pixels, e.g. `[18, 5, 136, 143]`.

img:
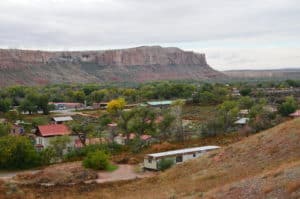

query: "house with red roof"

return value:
[35, 124, 79, 149]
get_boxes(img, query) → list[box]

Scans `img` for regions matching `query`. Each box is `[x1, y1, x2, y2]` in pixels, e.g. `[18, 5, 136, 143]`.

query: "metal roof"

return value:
[147, 146, 220, 158]
[52, 116, 73, 122]
[147, 100, 173, 106]
[234, 117, 249, 124]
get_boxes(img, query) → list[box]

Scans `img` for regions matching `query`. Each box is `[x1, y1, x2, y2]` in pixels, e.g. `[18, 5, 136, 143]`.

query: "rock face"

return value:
[0, 46, 223, 86]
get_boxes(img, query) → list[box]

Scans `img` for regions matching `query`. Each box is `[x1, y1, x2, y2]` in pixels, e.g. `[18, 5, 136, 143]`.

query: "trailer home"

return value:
[144, 146, 220, 170]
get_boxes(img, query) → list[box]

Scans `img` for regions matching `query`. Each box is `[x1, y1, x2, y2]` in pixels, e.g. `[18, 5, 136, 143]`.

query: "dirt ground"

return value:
[96, 164, 155, 183]
[0, 161, 155, 185]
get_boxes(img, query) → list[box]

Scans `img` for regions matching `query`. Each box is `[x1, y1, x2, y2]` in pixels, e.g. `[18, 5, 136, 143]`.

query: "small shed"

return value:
[144, 146, 220, 170]
[52, 116, 73, 124]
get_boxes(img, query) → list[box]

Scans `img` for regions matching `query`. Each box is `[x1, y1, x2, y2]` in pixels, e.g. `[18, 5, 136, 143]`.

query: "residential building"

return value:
[144, 146, 220, 170]
[35, 124, 78, 149]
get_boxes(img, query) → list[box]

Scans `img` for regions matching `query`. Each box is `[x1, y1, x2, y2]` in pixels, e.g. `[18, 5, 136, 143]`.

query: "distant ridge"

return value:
[224, 68, 300, 79]
[0, 46, 223, 87]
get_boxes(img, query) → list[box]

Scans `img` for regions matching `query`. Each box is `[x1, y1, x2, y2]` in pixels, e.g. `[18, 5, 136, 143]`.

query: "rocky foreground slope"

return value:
[0, 46, 223, 86]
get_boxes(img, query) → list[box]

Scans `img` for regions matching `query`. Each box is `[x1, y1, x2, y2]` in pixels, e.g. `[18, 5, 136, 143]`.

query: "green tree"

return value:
[0, 136, 40, 169]
[157, 110, 175, 142]
[240, 87, 252, 96]
[172, 100, 185, 142]
[70, 120, 95, 146]
[131, 107, 156, 136]
[218, 100, 239, 131]
[238, 96, 254, 109]
[37, 94, 51, 115]
[19, 98, 37, 114]
[0, 123, 11, 137]
[279, 96, 297, 116]
[118, 110, 135, 144]
[49, 135, 71, 161]
[90, 90, 108, 102]
[0, 98, 11, 113]
[73, 91, 86, 103]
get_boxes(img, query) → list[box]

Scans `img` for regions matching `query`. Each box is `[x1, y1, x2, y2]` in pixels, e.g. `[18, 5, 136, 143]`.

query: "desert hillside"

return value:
[0, 46, 223, 86]
[4, 118, 299, 199]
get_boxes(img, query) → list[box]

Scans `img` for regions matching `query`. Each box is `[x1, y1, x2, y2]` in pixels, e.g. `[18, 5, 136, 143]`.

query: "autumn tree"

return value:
[107, 98, 126, 115]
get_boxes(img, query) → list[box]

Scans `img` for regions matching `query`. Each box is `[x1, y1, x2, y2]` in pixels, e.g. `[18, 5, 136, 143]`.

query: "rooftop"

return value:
[37, 124, 71, 137]
[235, 117, 249, 125]
[147, 100, 173, 106]
[147, 146, 220, 158]
[52, 116, 73, 122]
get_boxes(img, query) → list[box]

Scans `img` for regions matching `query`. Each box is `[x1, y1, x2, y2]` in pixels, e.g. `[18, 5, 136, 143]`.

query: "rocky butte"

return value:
[0, 46, 223, 86]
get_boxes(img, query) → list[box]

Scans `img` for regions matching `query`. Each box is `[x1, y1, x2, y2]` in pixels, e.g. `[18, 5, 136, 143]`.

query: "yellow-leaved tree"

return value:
[107, 98, 126, 115]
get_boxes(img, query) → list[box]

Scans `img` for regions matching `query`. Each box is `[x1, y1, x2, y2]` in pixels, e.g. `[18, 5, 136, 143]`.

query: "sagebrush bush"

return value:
[157, 158, 174, 171]
[82, 150, 109, 170]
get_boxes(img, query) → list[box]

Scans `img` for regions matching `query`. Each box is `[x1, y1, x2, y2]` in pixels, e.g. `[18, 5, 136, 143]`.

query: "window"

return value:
[193, 153, 196, 157]
[148, 158, 152, 163]
[176, 155, 183, 163]
[38, 138, 43, 145]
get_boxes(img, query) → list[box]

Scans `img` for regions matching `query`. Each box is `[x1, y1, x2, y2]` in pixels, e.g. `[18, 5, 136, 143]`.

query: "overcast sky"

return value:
[0, 0, 299, 70]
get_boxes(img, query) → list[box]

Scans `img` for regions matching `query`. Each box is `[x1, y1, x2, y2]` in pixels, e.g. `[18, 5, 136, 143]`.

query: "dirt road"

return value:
[96, 164, 155, 183]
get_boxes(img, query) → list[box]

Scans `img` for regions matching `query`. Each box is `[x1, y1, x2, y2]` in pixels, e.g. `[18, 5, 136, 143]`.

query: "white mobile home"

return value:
[144, 146, 220, 170]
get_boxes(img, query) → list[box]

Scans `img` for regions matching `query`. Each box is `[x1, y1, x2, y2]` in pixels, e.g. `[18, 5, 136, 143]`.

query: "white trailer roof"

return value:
[52, 116, 73, 122]
[147, 100, 173, 106]
[147, 146, 220, 158]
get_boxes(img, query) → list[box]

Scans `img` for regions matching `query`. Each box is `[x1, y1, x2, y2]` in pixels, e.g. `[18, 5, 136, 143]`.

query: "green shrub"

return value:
[82, 150, 110, 170]
[157, 158, 174, 171]
[279, 96, 297, 116]
[64, 143, 123, 161]
[0, 136, 40, 169]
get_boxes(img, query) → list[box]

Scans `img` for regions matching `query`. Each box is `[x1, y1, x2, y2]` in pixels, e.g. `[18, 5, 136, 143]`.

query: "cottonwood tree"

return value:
[49, 135, 71, 161]
[0, 98, 11, 113]
[156, 110, 175, 142]
[117, 110, 135, 144]
[172, 100, 185, 142]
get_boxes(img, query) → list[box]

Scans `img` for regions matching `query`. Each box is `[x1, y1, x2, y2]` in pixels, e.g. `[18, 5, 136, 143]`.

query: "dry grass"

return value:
[286, 181, 300, 194]
[6, 118, 300, 199]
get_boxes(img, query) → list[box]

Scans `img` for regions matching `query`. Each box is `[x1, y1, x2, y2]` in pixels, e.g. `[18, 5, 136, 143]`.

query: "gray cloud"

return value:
[0, 0, 299, 69]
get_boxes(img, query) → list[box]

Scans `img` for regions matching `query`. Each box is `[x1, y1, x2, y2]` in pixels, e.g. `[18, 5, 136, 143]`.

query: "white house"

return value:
[144, 146, 220, 170]
[35, 124, 78, 150]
